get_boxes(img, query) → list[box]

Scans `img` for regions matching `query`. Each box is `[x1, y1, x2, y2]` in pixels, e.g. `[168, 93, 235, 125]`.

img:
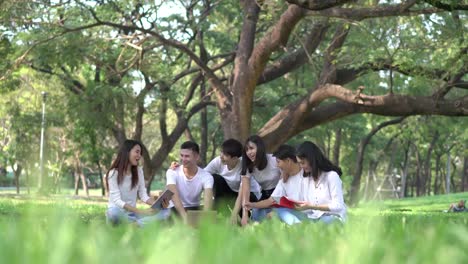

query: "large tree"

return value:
[1, 0, 467, 196]
[50, 0, 466, 148]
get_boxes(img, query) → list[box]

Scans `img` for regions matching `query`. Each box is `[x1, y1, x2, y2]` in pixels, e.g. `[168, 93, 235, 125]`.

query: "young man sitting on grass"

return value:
[165, 141, 214, 223]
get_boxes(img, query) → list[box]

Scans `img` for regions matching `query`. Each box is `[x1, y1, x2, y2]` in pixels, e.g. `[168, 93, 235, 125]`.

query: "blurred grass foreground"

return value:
[1, 192, 468, 264]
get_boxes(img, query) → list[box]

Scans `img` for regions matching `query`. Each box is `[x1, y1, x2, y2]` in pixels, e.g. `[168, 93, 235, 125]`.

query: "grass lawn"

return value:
[0, 192, 467, 264]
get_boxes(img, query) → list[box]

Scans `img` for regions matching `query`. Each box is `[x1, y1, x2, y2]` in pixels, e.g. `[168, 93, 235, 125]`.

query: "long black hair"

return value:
[241, 135, 268, 175]
[296, 141, 342, 179]
[106, 139, 143, 189]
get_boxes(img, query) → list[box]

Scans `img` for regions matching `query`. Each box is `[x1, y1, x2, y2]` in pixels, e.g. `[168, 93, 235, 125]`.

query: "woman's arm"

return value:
[240, 176, 251, 226]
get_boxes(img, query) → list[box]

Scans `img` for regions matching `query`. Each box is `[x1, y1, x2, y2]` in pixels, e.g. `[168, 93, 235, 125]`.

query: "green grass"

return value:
[1, 193, 468, 264]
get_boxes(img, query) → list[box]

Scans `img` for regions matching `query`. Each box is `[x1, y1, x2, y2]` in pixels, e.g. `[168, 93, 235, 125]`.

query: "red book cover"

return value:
[272, 196, 301, 209]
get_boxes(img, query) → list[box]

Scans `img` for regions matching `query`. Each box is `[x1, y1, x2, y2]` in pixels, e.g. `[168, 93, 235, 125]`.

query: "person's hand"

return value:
[138, 208, 157, 216]
[230, 214, 239, 225]
[241, 215, 249, 226]
[170, 161, 180, 170]
[294, 201, 310, 211]
[243, 201, 254, 210]
[161, 198, 170, 209]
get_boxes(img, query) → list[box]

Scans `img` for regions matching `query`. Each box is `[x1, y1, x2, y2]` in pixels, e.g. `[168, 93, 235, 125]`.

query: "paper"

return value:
[271, 196, 303, 209]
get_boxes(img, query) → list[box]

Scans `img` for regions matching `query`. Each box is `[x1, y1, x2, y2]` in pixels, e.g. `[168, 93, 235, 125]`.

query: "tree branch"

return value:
[305, 3, 442, 21]
[285, 0, 353, 10]
[423, 0, 468, 11]
[257, 21, 329, 85]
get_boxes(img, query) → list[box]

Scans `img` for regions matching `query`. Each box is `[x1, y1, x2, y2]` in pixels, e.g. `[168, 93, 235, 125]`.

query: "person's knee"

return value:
[275, 209, 301, 225]
[106, 207, 124, 225]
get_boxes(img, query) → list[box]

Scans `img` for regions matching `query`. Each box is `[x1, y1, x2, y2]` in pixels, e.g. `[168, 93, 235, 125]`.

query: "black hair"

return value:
[296, 141, 342, 179]
[181, 141, 200, 154]
[106, 139, 143, 189]
[241, 135, 268, 174]
[273, 144, 297, 162]
[221, 138, 243, 158]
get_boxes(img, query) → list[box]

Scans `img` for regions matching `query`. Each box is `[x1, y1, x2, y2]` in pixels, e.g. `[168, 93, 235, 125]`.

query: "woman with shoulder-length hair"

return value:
[234, 135, 281, 226]
[106, 139, 169, 226]
[285, 141, 347, 225]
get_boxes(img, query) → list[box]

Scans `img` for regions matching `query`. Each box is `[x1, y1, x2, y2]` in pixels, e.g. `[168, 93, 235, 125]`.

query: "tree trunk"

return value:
[433, 153, 441, 195]
[462, 156, 467, 192]
[400, 140, 410, 198]
[414, 145, 422, 196]
[74, 154, 89, 197]
[13, 164, 22, 195]
[332, 127, 342, 167]
[97, 160, 105, 197]
[446, 150, 451, 194]
[200, 78, 208, 167]
[350, 117, 405, 204]
[423, 131, 439, 195]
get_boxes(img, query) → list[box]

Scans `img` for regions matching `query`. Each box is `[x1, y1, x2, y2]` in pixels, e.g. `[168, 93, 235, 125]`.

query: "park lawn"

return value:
[0, 193, 467, 264]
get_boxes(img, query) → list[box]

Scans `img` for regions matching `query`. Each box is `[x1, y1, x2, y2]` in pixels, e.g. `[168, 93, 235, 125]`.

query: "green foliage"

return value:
[1, 193, 468, 263]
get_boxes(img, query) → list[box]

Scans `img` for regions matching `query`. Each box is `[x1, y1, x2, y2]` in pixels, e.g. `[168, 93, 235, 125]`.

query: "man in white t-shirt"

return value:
[166, 141, 214, 221]
[205, 139, 261, 213]
[244, 144, 304, 223]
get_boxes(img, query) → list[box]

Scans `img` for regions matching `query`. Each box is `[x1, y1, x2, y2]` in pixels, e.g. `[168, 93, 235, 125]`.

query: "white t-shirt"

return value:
[271, 169, 303, 201]
[301, 170, 347, 220]
[204, 156, 262, 198]
[107, 167, 150, 209]
[245, 154, 281, 191]
[166, 166, 214, 208]
[204, 156, 242, 191]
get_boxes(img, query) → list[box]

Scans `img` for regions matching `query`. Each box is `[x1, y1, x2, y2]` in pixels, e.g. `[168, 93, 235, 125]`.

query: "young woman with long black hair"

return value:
[106, 140, 168, 226]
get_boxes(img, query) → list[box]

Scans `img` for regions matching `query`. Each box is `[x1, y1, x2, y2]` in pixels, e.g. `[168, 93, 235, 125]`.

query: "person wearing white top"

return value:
[244, 145, 304, 223]
[204, 139, 262, 214]
[166, 141, 214, 222]
[237, 135, 281, 226]
[106, 140, 169, 226]
[289, 141, 347, 224]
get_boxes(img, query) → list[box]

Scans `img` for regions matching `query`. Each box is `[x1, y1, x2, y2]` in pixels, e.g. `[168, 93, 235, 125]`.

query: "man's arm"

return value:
[167, 184, 187, 220]
[203, 188, 213, 210]
[246, 197, 275, 209]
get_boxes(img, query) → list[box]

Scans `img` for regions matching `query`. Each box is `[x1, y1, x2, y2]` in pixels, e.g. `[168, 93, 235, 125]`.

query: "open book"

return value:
[271, 196, 303, 209]
[151, 189, 174, 209]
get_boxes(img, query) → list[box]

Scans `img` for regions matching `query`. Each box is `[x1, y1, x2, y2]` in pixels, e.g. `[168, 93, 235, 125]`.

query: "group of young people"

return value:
[105, 136, 347, 227]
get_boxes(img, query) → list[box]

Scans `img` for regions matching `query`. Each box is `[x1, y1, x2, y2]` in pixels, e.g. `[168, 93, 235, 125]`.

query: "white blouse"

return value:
[107, 167, 150, 209]
[301, 170, 347, 220]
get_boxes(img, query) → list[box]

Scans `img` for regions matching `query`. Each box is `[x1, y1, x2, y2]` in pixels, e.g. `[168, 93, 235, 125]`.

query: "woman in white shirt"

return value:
[237, 135, 281, 226]
[289, 141, 347, 224]
[106, 140, 168, 226]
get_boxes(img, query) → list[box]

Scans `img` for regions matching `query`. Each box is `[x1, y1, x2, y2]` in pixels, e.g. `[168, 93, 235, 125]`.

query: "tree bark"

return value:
[13, 164, 22, 195]
[423, 131, 439, 195]
[414, 145, 422, 196]
[400, 140, 410, 198]
[332, 127, 342, 167]
[74, 153, 89, 197]
[462, 156, 468, 192]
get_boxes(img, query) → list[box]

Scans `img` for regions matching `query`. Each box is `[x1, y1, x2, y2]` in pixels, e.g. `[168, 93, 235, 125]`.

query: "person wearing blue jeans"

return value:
[245, 145, 303, 223]
[291, 141, 347, 223]
[105, 140, 169, 227]
[107, 207, 171, 227]
[273, 207, 343, 225]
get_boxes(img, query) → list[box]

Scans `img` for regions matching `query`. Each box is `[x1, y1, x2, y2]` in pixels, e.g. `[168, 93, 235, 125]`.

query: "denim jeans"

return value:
[106, 206, 170, 227]
[273, 208, 343, 225]
[251, 208, 273, 222]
